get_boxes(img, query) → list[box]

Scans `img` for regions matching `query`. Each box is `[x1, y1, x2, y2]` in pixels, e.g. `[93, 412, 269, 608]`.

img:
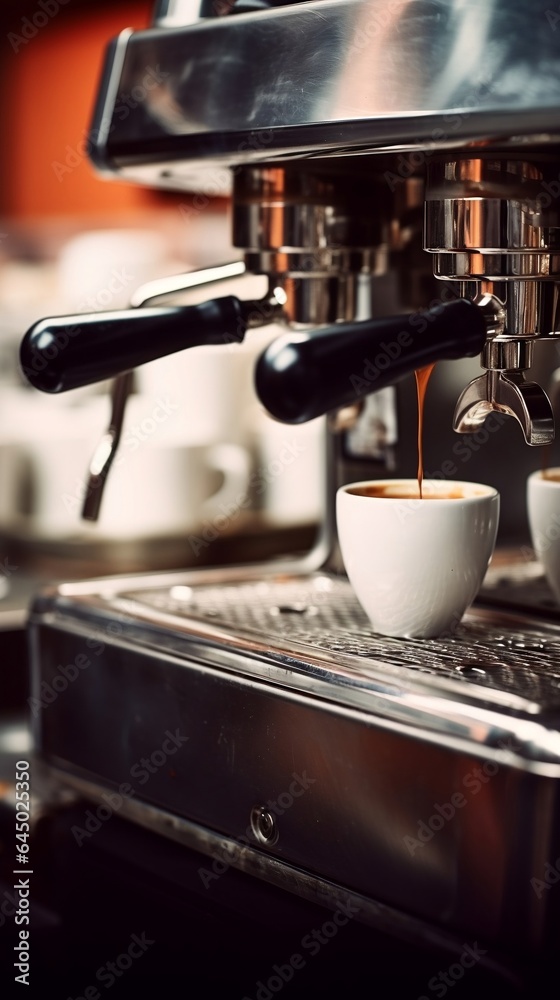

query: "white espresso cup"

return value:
[337, 479, 500, 639]
[20, 439, 251, 539]
[527, 468, 560, 601]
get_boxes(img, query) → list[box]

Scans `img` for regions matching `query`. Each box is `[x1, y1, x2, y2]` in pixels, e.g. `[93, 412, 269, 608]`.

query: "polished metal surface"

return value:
[233, 167, 399, 252]
[153, 0, 210, 26]
[453, 370, 554, 445]
[483, 339, 533, 371]
[81, 371, 135, 523]
[502, 282, 545, 340]
[89, 0, 560, 189]
[117, 574, 560, 720]
[33, 568, 560, 761]
[265, 272, 358, 326]
[232, 165, 405, 323]
[435, 252, 560, 280]
[425, 159, 560, 335]
[86, 2, 560, 446]
[41, 763, 513, 972]
[426, 159, 560, 260]
[426, 158, 560, 442]
[28, 565, 560, 953]
[128, 260, 246, 307]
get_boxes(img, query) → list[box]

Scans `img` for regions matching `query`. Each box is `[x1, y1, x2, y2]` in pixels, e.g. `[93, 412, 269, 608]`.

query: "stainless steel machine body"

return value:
[23, 0, 560, 973]
[30, 564, 560, 964]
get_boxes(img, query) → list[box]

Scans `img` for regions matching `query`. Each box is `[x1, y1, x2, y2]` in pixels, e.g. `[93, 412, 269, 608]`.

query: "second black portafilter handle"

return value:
[20, 296, 252, 393]
[255, 299, 488, 423]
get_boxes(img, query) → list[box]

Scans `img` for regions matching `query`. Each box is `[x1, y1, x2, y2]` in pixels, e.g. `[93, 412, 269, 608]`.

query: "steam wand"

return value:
[80, 263, 253, 522]
[81, 371, 135, 522]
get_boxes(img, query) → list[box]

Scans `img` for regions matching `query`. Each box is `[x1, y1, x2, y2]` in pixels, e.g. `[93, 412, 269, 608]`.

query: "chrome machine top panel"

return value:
[90, 0, 560, 190]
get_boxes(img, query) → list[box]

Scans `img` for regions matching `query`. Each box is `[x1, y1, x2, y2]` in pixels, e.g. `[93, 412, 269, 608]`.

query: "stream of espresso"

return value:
[415, 363, 437, 498]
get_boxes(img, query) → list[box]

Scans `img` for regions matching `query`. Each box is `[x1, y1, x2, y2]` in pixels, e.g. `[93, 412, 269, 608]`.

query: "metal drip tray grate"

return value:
[123, 565, 560, 710]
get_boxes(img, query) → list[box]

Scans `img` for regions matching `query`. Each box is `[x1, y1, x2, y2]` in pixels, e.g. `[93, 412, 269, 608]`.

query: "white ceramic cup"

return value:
[337, 479, 500, 638]
[527, 468, 560, 601]
[18, 440, 250, 539]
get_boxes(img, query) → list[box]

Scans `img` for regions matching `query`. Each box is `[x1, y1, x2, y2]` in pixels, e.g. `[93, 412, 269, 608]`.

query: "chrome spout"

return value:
[453, 370, 554, 446]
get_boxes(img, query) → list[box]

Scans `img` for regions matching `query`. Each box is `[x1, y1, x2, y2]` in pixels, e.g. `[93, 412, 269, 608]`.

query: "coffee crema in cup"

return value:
[346, 484, 471, 500]
[337, 478, 500, 638]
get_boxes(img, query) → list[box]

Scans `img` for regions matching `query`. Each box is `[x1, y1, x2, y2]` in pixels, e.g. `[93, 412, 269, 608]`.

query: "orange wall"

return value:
[3, 2, 166, 218]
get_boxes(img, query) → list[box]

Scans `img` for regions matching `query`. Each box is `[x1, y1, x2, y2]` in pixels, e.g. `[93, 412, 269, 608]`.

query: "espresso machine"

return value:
[16, 1, 560, 991]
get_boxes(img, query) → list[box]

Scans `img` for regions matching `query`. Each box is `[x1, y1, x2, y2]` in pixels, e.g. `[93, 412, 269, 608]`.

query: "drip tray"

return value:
[120, 567, 560, 714]
[28, 560, 560, 957]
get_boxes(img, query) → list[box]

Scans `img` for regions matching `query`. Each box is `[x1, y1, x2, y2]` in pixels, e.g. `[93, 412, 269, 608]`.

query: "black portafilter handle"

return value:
[255, 298, 488, 423]
[20, 295, 252, 393]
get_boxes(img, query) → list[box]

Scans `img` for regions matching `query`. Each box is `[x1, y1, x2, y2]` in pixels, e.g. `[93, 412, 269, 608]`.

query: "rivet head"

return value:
[250, 805, 278, 846]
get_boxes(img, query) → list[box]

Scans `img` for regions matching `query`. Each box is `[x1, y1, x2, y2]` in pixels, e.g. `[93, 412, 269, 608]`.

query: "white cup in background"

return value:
[57, 229, 169, 312]
[246, 409, 325, 527]
[25, 439, 250, 539]
[337, 479, 500, 639]
[0, 388, 251, 539]
[0, 443, 29, 523]
[137, 344, 253, 446]
[527, 468, 560, 600]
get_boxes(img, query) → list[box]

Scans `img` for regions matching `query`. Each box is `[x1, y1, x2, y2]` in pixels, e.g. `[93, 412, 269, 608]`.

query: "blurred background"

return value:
[0, 0, 325, 594]
[0, 1, 327, 721]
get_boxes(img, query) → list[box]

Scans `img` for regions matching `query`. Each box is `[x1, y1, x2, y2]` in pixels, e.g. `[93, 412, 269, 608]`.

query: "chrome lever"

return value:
[453, 369, 554, 446]
[129, 261, 246, 308]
